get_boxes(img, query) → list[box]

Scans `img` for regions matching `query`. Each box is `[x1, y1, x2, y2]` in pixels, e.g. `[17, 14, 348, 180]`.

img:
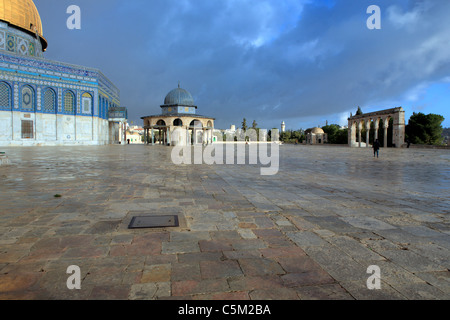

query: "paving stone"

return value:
[198, 240, 233, 252]
[401, 226, 446, 238]
[84, 221, 121, 235]
[170, 231, 210, 242]
[171, 279, 230, 296]
[128, 283, 158, 300]
[340, 280, 407, 300]
[282, 270, 336, 287]
[171, 262, 201, 282]
[200, 260, 243, 279]
[286, 231, 329, 247]
[110, 234, 134, 246]
[376, 249, 447, 273]
[209, 230, 241, 240]
[161, 241, 200, 255]
[193, 291, 250, 300]
[296, 284, 354, 300]
[326, 236, 386, 262]
[340, 217, 396, 231]
[389, 281, 449, 300]
[252, 228, 284, 238]
[177, 252, 224, 263]
[1, 145, 449, 299]
[260, 246, 307, 258]
[303, 245, 368, 282]
[238, 258, 285, 276]
[276, 256, 324, 273]
[128, 282, 170, 300]
[223, 250, 262, 260]
[0, 273, 41, 294]
[89, 285, 131, 300]
[141, 264, 171, 283]
[414, 271, 450, 295]
[228, 275, 284, 291]
[237, 229, 257, 239]
[302, 216, 356, 233]
[249, 288, 300, 300]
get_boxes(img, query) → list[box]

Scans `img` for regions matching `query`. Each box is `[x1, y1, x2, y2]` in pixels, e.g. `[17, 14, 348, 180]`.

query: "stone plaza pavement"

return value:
[0, 144, 449, 300]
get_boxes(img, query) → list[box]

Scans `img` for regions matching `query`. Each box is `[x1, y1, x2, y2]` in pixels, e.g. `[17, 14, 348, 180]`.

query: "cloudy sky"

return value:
[34, 0, 450, 130]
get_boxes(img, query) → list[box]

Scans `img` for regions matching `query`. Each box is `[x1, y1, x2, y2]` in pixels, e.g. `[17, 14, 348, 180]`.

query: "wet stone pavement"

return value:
[0, 144, 449, 300]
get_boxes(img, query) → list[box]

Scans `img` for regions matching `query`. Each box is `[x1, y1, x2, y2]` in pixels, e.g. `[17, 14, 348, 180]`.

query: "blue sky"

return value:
[35, 0, 450, 130]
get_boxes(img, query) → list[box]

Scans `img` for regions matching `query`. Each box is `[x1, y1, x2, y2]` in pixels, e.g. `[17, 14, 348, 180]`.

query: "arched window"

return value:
[156, 120, 166, 127]
[22, 86, 34, 110]
[43, 88, 56, 113]
[64, 91, 75, 114]
[82, 93, 92, 114]
[0, 82, 11, 110]
[190, 120, 203, 128]
[174, 119, 183, 127]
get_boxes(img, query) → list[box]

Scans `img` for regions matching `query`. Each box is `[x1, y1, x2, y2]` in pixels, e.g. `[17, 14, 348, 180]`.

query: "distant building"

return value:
[126, 131, 143, 144]
[141, 84, 215, 146]
[125, 125, 144, 144]
[305, 127, 328, 145]
[348, 107, 405, 148]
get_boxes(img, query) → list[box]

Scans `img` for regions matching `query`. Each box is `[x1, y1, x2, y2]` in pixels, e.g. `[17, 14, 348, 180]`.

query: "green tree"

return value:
[242, 118, 248, 131]
[292, 130, 303, 143]
[406, 113, 445, 145]
[280, 130, 292, 143]
[322, 124, 348, 144]
[356, 106, 363, 115]
[252, 120, 258, 129]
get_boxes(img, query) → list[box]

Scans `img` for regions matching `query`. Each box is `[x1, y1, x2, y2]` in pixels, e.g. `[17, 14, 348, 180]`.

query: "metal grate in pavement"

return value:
[128, 215, 179, 229]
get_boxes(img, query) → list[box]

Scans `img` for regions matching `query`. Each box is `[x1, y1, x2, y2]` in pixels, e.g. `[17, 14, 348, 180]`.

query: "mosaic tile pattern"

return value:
[0, 23, 43, 57]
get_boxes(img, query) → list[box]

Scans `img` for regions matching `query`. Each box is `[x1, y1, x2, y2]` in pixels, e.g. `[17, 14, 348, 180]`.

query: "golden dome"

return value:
[0, 0, 47, 50]
[310, 127, 325, 134]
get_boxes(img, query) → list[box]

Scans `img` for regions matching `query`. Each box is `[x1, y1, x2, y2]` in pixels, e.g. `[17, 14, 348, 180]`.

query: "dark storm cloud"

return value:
[35, 0, 450, 129]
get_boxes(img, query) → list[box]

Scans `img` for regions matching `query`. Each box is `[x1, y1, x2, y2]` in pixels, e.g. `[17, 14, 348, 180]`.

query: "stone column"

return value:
[365, 121, 371, 148]
[393, 108, 405, 148]
[151, 128, 155, 145]
[383, 118, 389, 148]
[358, 121, 362, 148]
[167, 127, 171, 146]
[348, 120, 356, 147]
[374, 118, 379, 141]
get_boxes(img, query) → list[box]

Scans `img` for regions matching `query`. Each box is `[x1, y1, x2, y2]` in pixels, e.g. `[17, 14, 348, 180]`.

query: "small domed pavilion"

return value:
[141, 84, 215, 146]
[305, 127, 328, 145]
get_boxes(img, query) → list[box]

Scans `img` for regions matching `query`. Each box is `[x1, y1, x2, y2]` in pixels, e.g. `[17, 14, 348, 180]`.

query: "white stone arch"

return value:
[348, 107, 405, 148]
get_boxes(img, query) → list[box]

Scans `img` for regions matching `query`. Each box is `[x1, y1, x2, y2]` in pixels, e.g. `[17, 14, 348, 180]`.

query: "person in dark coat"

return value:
[373, 139, 380, 158]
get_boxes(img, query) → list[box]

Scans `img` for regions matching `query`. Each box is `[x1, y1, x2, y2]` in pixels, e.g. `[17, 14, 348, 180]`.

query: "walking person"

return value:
[373, 139, 380, 158]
